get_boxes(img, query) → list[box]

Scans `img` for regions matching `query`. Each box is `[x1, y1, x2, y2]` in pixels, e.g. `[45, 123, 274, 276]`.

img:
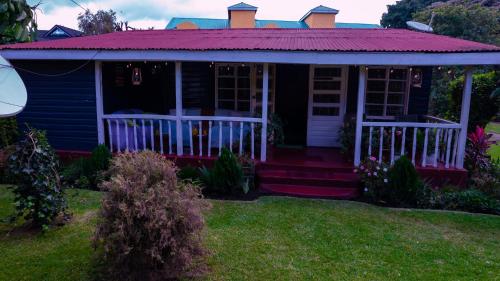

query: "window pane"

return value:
[218, 101, 234, 110]
[218, 77, 235, 88]
[366, 92, 385, 104]
[218, 89, 234, 100]
[238, 89, 250, 100]
[368, 68, 386, 79]
[313, 107, 339, 116]
[366, 105, 384, 116]
[388, 81, 406, 92]
[237, 102, 250, 111]
[389, 69, 407, 80]
[314, 68, 341, 79]
[367, 80, 386, 92]
[218, 66, 234, 76]
[387, 106, 404, 116]
[237, 77, 250, 88]
[237, 66, 250, 77]
[313, 94, 340, 103]
[314, 81, 341, 91]
[387, 94, 404, 105]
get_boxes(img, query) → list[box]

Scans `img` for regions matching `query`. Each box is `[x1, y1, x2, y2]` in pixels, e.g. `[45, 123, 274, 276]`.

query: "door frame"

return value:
[306, 65, 349, 147]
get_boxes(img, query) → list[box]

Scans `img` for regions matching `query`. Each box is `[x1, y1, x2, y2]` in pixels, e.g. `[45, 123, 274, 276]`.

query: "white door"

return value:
[307, 65, 347, 147]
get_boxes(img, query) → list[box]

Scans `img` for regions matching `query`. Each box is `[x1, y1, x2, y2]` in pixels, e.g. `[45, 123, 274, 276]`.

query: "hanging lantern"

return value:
[411, 68, 423, 88]
[132, 67, 142, 85]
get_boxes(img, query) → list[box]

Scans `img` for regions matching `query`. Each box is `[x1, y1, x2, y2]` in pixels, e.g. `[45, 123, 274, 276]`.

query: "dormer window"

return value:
[49, 28, 69, 37]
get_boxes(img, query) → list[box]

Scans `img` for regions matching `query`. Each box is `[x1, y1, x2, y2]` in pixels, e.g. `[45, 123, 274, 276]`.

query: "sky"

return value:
[29, 0, 398, 30]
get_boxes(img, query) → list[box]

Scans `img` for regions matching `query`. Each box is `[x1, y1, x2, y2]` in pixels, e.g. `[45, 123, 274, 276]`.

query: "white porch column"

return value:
[175, 61, 184, 155]
[354, 66, 367, 166]
[260, 63, 269, 162]
[94, 61, 105, 144]
[456, 69, 473, 169]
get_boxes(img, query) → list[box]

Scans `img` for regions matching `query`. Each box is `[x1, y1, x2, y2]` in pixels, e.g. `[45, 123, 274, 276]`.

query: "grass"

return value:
[1, 186, 500, 280]
[486, 122, 500, 134]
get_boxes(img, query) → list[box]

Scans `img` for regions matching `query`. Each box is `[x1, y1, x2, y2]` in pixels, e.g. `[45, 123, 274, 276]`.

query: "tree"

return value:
[381, 0, 440, 28]
[77, 9, 122, 35]
[413, 4, 500, 44]
[0, 0, 37, 44]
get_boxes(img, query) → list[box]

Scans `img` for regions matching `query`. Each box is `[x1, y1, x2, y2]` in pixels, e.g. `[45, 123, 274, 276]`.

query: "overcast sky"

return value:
[29, 0, 397, 30]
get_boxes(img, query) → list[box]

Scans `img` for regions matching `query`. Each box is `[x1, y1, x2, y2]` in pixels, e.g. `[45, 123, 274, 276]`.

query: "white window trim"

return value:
[364, 66, 411, 120]
[215, 63, 275, 114]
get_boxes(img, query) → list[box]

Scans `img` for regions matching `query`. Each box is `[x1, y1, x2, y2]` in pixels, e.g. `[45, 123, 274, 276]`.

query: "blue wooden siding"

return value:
[12, 60, 98, 151]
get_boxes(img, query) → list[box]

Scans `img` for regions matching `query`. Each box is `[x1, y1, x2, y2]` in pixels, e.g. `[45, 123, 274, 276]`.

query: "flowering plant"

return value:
[354, 156, 390, 200]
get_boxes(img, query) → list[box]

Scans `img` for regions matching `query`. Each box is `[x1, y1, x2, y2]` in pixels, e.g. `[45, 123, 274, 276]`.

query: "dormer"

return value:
[300, 5, 339, 28]
[228, 2, 257, 28]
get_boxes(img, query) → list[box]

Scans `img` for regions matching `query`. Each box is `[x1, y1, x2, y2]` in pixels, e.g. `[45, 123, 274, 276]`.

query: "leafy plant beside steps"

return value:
[62, 144, 112, 190]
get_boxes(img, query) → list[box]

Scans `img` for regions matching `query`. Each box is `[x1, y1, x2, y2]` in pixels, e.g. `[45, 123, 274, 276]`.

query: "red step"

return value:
[258, 170, 359, 188]
[258, 162, 355, 174]
[260, 183, 359, 199]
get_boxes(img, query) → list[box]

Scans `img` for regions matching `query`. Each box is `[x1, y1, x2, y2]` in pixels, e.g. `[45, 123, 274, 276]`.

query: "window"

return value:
[365, 67, 409, 118]
[215, 64, 275, 114]
[216, 64, 251, 111]
[310, 66, 344, 117]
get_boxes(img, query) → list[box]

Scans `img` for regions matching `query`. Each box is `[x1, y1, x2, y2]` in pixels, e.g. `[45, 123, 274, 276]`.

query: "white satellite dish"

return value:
[406, 21, 433, 33]
[0, 55, 27, 117]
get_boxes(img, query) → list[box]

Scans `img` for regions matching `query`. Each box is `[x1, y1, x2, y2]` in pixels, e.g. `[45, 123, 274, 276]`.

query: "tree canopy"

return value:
[77, 9, 122, 35]
[381, 0, 440, 28]
[0, 0, 37, 44]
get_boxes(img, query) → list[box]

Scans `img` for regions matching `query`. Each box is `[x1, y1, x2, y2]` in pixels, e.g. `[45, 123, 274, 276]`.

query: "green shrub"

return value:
[7, 127, 66, 230]
[470, 159, 500, 199]
[200, 148, 248, 195]
[0, 117, 18, 149]
[178, 165, 201, 181]
[93, 151, 209, 280]
[62, 144, 111, 190]
[387, 156, 424, 206]
[449, 71, 500, 131]
[355, 156, 390, 202]
[434, 189, 500, 215]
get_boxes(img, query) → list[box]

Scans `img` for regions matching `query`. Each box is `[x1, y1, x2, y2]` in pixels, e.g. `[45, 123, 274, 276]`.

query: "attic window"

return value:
[49, 28, 68, 37]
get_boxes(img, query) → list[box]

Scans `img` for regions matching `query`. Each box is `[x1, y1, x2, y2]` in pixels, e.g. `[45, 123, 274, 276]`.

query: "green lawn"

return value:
[1, 186, 500, 281]
[486, 122, 500, 160]
[486, 122, 500, 134]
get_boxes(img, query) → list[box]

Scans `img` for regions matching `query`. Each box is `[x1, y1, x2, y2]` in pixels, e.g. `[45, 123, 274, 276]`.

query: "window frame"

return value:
[215, 63, 275, 114]
[364, 66, 411, 120]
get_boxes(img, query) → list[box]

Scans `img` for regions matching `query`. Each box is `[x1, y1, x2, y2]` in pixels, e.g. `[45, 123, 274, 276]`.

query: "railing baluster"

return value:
[452, 129, 459, 167]
[208, 121, 212, 157]
[124, 120, 129, 152]
[107, 119, 113, 153]
[150, 120, 155, 151]
[159, 120, 164, 154]
[239, 122, 243, 156]
[445, 128, 453, 168]
[142, 119, 146, 150]
[401, 127, 406, 156]
[251, 122, 255, 160]
[218, 121, 222, 156]
[390, 126, 395, 164]
[422, 128, 429, 167]
[115, 120, 121, 153]
[229, 121, 233, 153]
[198, 121, 203, 157]
[434, 128, 440, 168]
[378, 126, 384, 163]
[168, 121, 172, 154]
[188, 120, 193, 156]
[133, 119, 138, 151]
[441, 129, 448, 161]
[412, 128, 417, 165]
[368, 126, 373, 157]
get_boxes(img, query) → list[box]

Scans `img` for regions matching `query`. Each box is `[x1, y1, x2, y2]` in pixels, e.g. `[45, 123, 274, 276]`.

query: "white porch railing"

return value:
[361, 117, 461, 169]
[102, 114, 262, 160]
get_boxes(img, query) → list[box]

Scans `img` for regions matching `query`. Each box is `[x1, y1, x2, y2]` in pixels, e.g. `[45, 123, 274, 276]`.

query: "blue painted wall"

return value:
[12, 60, 98, 151]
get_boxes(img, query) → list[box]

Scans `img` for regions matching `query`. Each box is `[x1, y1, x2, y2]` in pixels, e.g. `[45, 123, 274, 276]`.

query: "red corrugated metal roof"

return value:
[1, 28, 498, 53]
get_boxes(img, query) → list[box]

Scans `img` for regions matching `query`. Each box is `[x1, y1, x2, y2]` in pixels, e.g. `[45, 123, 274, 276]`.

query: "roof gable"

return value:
[228, 2, 258, 11]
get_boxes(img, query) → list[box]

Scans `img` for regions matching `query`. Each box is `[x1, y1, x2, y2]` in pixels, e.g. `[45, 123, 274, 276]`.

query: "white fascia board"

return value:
[1, 49, 499, 65]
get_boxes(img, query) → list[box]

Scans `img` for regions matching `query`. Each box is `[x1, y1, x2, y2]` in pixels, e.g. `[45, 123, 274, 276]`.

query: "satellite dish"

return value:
[406, 21, 433, 33]
[0, 55, 27, 117]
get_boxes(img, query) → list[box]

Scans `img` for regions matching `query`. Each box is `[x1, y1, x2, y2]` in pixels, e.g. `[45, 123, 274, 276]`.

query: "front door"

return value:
[306, 65, 347, 147]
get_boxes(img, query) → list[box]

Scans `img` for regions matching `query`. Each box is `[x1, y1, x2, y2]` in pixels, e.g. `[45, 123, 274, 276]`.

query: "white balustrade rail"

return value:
[102, 114, 262, 160]
[361, 117, 461, 169]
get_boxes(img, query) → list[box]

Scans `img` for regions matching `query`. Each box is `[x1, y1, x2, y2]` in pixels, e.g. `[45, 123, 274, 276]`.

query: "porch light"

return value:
[132, 67, 142, 85]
